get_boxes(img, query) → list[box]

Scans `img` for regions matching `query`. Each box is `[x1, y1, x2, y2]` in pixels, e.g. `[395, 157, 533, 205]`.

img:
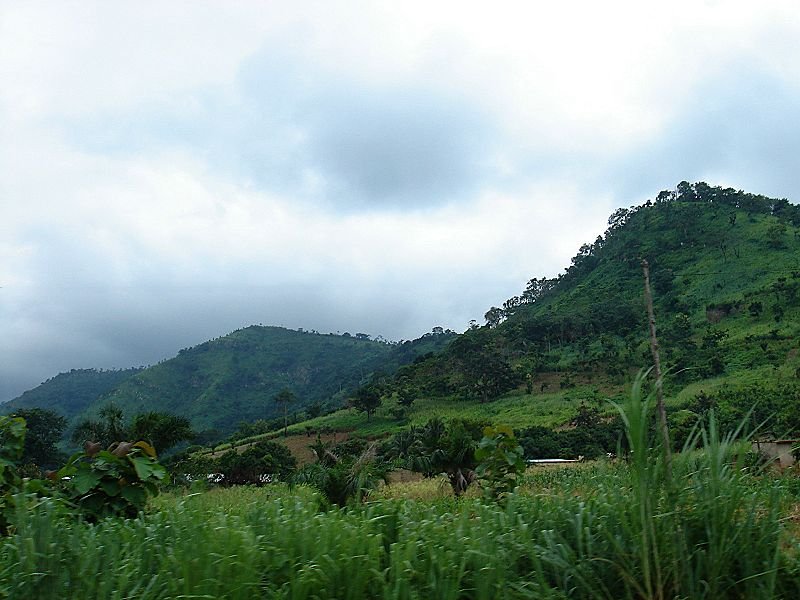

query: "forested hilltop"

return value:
[338, 181, 800, 437]
[4, 325, 456, 440]
[2, 368, 142, 421]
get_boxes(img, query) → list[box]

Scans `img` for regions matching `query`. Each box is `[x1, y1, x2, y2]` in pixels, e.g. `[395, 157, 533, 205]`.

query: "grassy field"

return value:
[4, 444, 800, 599]
[209, 380, 627, 455]
[208, 353, 800, 462]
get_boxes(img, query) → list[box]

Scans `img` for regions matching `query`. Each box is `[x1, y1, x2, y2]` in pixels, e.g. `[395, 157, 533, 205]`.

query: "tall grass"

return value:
[1, 377, 798, 598]
[530, 371, 792, 599]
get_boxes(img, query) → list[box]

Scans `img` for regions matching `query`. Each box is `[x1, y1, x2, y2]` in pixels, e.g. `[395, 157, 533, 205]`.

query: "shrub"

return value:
[0, 416, 27, 533]
[215, 440, 296, 485]
[475, 425, 525, 503]
[57, 441, 166, 520]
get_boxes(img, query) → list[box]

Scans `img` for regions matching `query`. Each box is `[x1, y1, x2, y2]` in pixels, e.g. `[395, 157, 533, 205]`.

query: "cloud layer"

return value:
[2, 1, 800, 400]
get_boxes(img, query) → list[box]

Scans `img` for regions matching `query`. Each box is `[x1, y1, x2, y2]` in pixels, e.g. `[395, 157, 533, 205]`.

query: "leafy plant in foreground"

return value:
[0, 416, 27, 533]
[57, 440, 166, 520]
[475, 424, 526, 503]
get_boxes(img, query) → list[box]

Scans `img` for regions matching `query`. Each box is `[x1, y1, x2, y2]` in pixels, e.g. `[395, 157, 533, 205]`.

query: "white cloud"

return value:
[2, 1, 800, 399]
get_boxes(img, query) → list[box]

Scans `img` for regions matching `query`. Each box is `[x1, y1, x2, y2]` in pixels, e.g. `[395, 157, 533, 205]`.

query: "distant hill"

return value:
[2, 368, 142, 420]
[5, 326, 456, 438]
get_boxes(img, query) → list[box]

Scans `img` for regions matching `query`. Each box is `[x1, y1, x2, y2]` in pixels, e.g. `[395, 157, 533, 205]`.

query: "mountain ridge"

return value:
[8, 181, 800, 442]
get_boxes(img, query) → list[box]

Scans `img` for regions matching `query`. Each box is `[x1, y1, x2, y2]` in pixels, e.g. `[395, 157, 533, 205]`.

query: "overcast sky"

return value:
[2, 1, 800, 401]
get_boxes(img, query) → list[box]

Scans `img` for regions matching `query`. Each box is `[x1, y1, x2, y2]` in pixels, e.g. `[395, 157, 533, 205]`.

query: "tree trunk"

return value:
[642, 259, 672, 480]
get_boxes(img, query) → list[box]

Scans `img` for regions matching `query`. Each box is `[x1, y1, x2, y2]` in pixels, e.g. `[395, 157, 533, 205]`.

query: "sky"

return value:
[2, 1, 800, 401]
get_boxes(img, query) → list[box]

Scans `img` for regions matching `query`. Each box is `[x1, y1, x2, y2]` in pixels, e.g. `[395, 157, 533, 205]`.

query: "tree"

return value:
[215, 440, 296, 485]
[293, 442, 389, 506]
[766, 221, 787, 248]
[9, 408, 67, 470]
[450, 330, 520, 403]
[350, 385, 381, 420]
[274, 389, 296, 437]
[71, 403, 127, 447]
[71, 403, 194, 455]
[396, 385, 415, 409]
[129, 412, 194, 454]
[484, 306, 504, 328]
[306, 401, 323, 419]
[385, 418, 481, 496]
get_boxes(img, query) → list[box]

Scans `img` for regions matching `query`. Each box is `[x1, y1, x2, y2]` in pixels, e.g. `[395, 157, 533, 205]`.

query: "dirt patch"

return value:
[208, 431, 351, 463]
[387, 469, 423, 484]
[281, 431, 350, 465]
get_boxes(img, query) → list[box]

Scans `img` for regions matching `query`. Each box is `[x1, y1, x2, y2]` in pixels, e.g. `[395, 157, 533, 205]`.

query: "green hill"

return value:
[5, 326, 456, 439]
[280, 182, 800, 443]
[2, 368, 142, 421]
[8, 182, 800, 448]
[99, 326, 396, 434]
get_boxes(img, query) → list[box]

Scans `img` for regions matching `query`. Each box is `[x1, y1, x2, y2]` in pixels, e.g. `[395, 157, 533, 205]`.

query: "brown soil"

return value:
[280, 431, 350, 465]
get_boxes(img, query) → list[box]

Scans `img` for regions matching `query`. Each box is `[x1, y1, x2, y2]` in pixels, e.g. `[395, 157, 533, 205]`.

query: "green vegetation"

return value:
[71, 404, 194, 455]
[57, 440, 167, 520]
[5, 327, 456, 442]
[5, 181, 800, 597]
[474, 425, 526, 502]
[2, 368, 141, 422]
[211, 440, 296, 486]
[2, 390, 799, 598]
[5, 408, 66, 471]
[384, 183, 800, 415]
[293, 441, 389, 506]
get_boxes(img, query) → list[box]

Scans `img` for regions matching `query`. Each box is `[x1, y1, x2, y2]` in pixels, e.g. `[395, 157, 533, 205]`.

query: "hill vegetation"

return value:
[4, 326, 456, 442]
[366, 181, 800, 429]
[6, 181, 800, 451]
[2, 368, 142, 422]
[4, 181, 800, 600]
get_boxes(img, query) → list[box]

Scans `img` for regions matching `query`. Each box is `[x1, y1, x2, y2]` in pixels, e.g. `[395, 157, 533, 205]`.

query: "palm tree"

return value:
[384, 418, 479, 496]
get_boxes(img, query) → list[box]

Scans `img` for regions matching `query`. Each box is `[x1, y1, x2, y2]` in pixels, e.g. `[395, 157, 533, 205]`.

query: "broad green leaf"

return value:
[72, 470, 102, 495]
[121, 485, 146, 506]
[130, 456, 155, 481]
[100, 478, 121, 496]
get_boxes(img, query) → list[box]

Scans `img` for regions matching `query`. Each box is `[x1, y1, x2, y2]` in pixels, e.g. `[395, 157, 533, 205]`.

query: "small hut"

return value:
[752, 439, 799, 468]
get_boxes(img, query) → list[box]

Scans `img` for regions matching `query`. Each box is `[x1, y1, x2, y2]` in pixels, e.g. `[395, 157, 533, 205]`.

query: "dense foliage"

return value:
[2, 368, 141, 421]
[178, 440, 297, 487]
[6, 408, 66, 471]
[7, 327, 456, 440]
[3, 431, 798, 599]
[71, 404, 194, 454]
[474, 425, 526, 502]
[382, 182, 800, 408]
[0, 415, 168, 529]
[57, 441, 167, 520]
[681, 382, 800, 441]
[382, 418, 485, 496]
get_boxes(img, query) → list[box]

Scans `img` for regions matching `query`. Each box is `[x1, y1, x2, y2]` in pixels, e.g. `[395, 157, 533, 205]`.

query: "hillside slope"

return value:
[369, 182, 800, 420]
[2, 368, 142, 421]
[96, 326, 396, 433]
[6, 326, 456, 437]
[9, 182, 800, 446]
